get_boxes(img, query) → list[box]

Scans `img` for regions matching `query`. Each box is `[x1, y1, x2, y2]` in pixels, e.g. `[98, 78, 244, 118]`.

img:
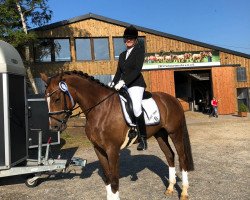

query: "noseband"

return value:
[46, 81, 75, 126]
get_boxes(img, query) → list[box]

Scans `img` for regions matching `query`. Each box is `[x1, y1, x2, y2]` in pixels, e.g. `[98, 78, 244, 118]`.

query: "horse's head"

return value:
[41, 72, 75, 131]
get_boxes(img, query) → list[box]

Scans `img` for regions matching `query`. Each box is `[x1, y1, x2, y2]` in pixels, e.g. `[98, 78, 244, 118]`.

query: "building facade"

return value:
[29, 13, 250, 114]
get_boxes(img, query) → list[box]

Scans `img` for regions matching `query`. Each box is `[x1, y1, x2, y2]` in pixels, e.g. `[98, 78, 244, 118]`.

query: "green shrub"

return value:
[238, 103, 249, 112]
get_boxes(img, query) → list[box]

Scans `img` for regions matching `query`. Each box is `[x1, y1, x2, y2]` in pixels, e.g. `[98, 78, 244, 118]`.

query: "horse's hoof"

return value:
[164, 189, 174, 196]
[180, 194, 189, 200]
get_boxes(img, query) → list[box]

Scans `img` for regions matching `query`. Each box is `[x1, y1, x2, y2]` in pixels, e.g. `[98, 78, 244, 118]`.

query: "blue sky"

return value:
[47, 0, 250, 55]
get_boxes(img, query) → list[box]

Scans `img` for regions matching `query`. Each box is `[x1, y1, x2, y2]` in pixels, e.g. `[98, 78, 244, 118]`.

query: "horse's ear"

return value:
[40, 73, 48, 84]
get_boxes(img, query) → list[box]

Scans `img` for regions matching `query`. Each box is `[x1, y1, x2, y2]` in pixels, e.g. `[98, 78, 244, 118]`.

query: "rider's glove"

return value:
[107, 81, 115, 88]
[114, 80, 125, 91]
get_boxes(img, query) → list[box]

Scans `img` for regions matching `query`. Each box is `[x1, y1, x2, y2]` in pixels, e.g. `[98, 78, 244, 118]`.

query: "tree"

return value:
[0, 0, 52, 93]
[0, 0, 52, 46]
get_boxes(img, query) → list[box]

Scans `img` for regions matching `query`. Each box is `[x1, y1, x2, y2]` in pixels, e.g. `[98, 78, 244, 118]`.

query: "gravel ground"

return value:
[0, 112, 249, 200]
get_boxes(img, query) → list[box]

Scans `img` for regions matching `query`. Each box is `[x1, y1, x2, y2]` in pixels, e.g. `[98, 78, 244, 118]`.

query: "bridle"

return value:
[46, 80, 117, 128]
[46, 81, 75, 126]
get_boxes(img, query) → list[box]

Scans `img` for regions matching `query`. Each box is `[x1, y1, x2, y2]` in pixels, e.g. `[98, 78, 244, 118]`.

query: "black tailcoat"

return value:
[113, 45, 146, 88]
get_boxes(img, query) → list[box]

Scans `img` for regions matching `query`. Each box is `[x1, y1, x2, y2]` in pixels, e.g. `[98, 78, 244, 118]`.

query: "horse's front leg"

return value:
[106, 147, 120, 200]
[94, 146, 120, 200]
[94, 146, 112, 196]
[94, 147, 116, 200]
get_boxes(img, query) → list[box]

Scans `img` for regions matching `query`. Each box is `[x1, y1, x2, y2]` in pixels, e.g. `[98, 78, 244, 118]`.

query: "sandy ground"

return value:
[0, 112, 249, 200]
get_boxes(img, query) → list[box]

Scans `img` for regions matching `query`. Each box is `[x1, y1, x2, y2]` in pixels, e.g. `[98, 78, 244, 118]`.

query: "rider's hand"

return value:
[114, 80, 125, 91]
[107, 81, 115, 88]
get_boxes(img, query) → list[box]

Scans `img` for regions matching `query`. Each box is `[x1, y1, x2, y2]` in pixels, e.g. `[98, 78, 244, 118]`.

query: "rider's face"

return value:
[124, 38, 136, 49]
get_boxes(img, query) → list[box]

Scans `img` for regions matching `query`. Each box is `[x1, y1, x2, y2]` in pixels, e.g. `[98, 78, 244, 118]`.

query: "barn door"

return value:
[211, 67, 236, 114]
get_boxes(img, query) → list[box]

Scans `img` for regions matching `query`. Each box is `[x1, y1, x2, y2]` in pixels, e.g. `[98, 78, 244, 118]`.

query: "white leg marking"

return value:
[181, 170, 189, 198]
[106, 184, 120, 200]
[106, 184, 112, 196]
[169, 167, 176, 184]
[109, 191, 120, 200]
[166, 167, 176, 195]
[182, 170, 189, 187]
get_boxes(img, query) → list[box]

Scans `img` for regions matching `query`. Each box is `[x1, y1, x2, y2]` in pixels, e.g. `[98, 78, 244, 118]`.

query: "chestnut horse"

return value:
[40, 71, 194, 200]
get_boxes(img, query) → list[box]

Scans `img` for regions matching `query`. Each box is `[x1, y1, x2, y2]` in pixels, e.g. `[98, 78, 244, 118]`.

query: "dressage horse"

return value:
[40, 71, 194, 200]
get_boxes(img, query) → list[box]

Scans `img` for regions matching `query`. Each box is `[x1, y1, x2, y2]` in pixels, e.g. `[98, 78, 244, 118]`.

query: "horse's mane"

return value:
[50, 70, 114, 90]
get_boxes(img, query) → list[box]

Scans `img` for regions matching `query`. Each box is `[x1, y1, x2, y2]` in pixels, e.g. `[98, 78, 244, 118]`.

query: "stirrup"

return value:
[137, 138, 148, 151]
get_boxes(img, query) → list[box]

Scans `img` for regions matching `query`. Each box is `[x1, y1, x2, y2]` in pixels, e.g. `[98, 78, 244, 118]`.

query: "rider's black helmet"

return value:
[123, 25, 138, 39]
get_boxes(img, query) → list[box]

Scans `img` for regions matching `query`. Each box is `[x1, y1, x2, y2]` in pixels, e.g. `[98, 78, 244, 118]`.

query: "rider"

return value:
[109, 25, 147, 151]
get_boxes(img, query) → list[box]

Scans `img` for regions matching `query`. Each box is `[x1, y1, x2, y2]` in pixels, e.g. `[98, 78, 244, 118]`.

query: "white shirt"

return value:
[125, 47, 134, 60]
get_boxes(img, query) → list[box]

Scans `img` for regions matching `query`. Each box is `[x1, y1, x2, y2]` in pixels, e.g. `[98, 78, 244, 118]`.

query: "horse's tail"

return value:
[182, 116, 194, 171]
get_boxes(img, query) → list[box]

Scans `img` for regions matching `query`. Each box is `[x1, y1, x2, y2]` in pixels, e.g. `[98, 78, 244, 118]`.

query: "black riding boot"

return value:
[136, 113, 148, 151]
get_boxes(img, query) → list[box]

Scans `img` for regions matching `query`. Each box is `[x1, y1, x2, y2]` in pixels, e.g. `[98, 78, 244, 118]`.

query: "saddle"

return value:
[118, 88, 160, 127]
[118, 88, 160, 149]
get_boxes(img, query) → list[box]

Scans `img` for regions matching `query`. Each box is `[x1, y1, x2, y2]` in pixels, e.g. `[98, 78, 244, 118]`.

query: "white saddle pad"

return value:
[119, 96, 160, 126]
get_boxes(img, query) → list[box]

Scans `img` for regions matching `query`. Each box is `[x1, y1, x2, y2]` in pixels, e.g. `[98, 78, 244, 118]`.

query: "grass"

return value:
[60, 127, 92, 149]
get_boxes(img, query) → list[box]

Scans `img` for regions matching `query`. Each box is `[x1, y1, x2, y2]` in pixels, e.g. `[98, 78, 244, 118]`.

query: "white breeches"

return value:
[127, 86, 144, 117]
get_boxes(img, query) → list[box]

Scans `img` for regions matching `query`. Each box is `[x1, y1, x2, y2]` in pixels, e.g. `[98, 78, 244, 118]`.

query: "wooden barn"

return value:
[29, 13, 250, 115]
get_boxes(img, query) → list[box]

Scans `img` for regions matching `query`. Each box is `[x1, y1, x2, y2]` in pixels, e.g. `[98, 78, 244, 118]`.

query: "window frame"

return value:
[74, 37, 110, 61]
[92, 37, 110, 61]
[236, 67, 247, 82]
[53, 38, 72, 62]
[75, 37, 92, 61]
[112, 36, 146, 60]
[34, 38, 53, 63]
[112, 37, 126, 60]
[34, 37, 72, 63]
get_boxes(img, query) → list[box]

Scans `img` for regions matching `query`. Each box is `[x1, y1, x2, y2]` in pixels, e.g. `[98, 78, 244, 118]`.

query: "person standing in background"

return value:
[210, 97, 219, 118]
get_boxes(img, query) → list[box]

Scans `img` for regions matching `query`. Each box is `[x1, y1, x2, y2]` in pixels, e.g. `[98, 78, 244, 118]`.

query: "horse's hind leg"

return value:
[154, 129, 176, 196]
[169, 126, 193, 200]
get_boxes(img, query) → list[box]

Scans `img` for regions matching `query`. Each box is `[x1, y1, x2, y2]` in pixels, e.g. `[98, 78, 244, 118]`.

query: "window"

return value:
[93, 74, 113, 85]
[54, 39, 71, 61]
[75, 38, 91, 61]
[93, 38, 110, 60]
[113, 37, 146, 60]
[137, 37, 145, 50]
[34, 39, 52, 62]
[75, 38, 110, 61]
[237, 67, 247, 82]
[113, 38, 126, 59]
[34, 38, 71, 62]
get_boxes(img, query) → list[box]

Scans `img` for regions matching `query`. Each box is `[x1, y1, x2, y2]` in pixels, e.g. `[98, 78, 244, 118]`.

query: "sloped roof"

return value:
[31, 13, 250, 59]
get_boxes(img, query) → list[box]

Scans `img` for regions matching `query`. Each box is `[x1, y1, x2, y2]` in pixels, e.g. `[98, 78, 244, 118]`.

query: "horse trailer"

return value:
[0, 40, 28, 170]
[0, 40, 81, 187]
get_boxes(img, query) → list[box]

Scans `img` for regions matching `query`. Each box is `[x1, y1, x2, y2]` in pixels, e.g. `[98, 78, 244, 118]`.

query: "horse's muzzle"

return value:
[50, 123, 67, 132]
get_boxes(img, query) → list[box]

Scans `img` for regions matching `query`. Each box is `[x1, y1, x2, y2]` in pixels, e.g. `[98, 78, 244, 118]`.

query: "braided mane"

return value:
[63, 70, 113, 89]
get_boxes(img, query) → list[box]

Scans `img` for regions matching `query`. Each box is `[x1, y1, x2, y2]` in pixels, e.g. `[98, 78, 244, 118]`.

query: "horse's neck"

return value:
[71, 77, 113, 114]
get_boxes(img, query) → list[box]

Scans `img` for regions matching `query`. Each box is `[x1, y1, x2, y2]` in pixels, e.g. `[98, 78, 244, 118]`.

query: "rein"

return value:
[83, 91, 116, 115]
